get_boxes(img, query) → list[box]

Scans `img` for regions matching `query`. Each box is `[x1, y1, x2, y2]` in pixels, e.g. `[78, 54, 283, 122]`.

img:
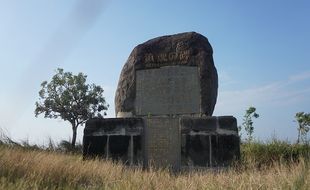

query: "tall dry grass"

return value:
[0, 144, 309, 190]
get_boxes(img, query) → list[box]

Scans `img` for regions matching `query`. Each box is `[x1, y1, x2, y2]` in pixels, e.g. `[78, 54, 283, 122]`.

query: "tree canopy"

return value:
[35, 68, 108, 147]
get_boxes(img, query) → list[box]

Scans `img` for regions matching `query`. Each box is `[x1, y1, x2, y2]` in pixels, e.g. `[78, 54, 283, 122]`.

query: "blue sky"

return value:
[0, 0, 309, 144]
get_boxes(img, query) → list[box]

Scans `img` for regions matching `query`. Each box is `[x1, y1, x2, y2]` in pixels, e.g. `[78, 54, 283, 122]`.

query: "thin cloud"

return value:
[218, 70, 236, 86]
[289, 70, 310, 82]
[6, 0, 108, 121]
[215, 71, 310, 115]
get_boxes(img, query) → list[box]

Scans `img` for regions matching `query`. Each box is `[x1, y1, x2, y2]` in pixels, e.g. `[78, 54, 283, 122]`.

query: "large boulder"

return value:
[115, 32, 218, 117]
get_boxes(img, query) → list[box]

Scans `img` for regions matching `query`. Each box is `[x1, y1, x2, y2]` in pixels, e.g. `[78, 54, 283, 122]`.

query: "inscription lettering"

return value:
[144, 50, 190, 68]
[144, 54, 154, 62]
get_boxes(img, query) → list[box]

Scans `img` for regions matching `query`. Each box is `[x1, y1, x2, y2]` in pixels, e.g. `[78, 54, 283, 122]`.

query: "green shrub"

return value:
[240, 140, 310, 168]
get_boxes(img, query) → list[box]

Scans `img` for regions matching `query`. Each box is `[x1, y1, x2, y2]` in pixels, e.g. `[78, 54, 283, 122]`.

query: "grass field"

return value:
[0, 141, 310, 190]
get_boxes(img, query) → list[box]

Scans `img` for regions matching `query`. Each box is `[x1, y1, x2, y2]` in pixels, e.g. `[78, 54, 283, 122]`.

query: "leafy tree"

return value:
[295, 112, 310, 144]
[35, 68, 108, 147]
[239, 106, 259, 142]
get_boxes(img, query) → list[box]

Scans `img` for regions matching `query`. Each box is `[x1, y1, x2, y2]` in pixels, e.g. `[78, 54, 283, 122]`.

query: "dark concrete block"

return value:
[217, 116, 238, 131]
[181, 134, 240, 167]
[181, 117, 217, 133]
[83, 118, 144, 163]
[133, 136, 142, 164]
[83, 136, 107, 159]
[181, 116, 238, 134]
[109, 135, 130, 162]
[182, 135, 211, 167]
[180, 116, 239, 167]
[83, 116, 240, 168]
[84, 118, 143, 136]
[212, 135, 240, 166]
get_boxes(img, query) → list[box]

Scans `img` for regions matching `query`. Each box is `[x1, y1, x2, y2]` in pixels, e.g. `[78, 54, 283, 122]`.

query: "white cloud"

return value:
[289, 70, 310, 82]
[214, 71, 310, 115]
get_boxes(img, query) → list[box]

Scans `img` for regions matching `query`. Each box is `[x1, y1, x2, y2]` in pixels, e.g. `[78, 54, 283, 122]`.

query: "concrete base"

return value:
[83, 116, 240, 168]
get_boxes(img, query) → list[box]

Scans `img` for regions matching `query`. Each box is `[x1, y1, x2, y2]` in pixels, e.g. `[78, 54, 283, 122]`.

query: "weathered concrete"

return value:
[83, 118, 143, 164]
[180, 116, 239, 167]
[135, 66, 200, 116]
[83, 116, 239, 168]
[144, 118, 181, 170]
[180, 116, 238, 135]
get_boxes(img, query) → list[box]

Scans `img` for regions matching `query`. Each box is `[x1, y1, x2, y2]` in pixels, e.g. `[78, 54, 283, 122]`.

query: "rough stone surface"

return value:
[115, 32, 218, 117]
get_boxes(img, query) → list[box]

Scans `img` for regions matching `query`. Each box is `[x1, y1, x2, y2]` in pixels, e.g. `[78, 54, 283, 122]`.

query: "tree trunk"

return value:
[297, 125, 301, 144]
[72, 125, 77, 148]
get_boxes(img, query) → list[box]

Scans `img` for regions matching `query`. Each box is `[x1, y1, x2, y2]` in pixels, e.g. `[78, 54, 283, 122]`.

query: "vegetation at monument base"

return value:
[0, 139, 310, 189]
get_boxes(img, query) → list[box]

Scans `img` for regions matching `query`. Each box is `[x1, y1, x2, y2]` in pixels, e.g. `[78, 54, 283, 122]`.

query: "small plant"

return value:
[239, 106, 259, 143]
[295, 112, 310, 144]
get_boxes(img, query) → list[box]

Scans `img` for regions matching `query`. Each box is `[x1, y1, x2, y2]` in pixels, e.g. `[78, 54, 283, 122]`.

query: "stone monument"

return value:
[115, 31, 218, 117]
[83, 32, 240, 170]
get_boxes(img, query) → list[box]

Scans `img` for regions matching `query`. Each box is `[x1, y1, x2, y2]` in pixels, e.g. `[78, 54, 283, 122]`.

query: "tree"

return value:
[239, 106, 259, 142]
[35, 68, 108, 147]
[295, 112, 310, 144]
